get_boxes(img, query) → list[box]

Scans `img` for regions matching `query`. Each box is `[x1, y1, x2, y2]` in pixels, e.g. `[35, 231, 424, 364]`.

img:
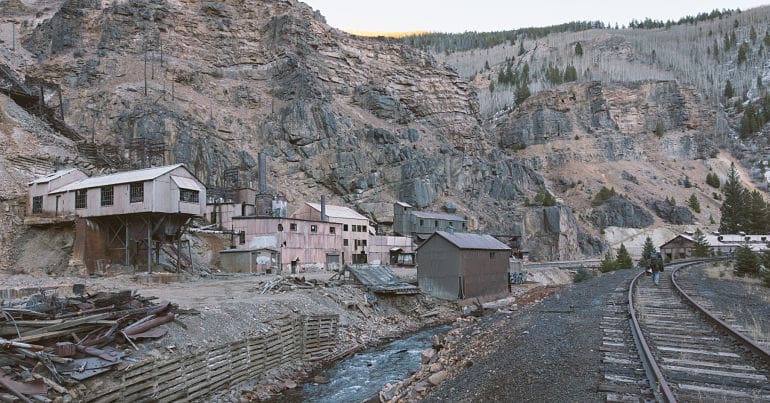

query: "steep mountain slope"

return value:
[0, 0, 607, 265]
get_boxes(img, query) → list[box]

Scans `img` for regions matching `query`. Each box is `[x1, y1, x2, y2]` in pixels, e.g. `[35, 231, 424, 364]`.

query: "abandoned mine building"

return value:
[416, 231, 512, 300]
[26, 164, 206, 274]
[393, 201, 467, 241]
[660, 232, 770, 262]
[292, 201, 372, 265]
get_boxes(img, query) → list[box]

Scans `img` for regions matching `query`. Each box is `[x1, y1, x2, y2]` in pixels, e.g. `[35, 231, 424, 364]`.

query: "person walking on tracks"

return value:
[647, 251, 664, 286]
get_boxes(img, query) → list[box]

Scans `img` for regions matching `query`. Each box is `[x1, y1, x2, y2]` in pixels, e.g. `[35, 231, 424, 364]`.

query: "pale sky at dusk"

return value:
[302, 0, 770, 33]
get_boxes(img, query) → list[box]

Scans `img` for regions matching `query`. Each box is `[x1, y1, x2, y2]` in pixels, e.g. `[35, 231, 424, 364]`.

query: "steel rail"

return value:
[671, 263, 770, 363]
[628, 267, 678, 403]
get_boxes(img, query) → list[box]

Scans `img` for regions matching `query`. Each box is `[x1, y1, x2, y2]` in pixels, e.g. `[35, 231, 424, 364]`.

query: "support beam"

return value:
[125, 218, 130, 267]
[147, 218, 152, 273]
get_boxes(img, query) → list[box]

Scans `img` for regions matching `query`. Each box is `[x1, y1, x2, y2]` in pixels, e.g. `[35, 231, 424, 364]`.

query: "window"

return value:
[362, 239, 367, 246]
[462, 222, 466, 229]
[420, 219, 424, 226]
[435, 220, 439, 227]
[343, 239, 349, 246]
[311, 225, 317, 233]
[75, 190, 87, 209]
[360, 225, 366, 232]
[32, 196, 43, 213]
[351, 225, 357, 233]
[180, 189, 199, 203]
[489, 252, 495, 259]
[130, 182, 144, 203]
[343, 224, 348, 231]
[100, 186, 114, 207]
[290, 223, 297, 231]
[329, 227, 335, 234]
[277, 224, 283, 232]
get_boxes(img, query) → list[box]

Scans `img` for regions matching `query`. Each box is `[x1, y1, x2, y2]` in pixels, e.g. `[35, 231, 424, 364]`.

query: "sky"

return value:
[302, 0, 770, 33]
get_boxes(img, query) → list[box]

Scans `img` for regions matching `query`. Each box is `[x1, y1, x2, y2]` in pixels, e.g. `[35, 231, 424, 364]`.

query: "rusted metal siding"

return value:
[416, 236, 461, 300]
[409, 215, 466, 234]
[459, 249, 509, 299]
[232, 217, 342, 272]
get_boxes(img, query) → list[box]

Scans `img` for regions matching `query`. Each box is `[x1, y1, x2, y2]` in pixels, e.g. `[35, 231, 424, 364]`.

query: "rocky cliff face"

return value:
[0, 0, 600, 261]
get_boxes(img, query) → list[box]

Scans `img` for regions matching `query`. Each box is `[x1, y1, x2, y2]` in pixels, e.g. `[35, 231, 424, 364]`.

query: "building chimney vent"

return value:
[258, 152, 266, 192]
[321, 195, 327, 222]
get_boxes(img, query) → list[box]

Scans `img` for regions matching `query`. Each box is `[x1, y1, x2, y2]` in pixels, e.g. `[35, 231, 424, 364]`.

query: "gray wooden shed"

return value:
[416, 231, 511, 300]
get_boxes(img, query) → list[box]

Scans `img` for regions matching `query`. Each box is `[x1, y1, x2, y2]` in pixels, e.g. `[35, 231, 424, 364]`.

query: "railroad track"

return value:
[629, 261, 770, 402]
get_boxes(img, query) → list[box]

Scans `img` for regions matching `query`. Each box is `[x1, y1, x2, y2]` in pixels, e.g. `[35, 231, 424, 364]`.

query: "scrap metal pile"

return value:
[0, 288, 176, 402]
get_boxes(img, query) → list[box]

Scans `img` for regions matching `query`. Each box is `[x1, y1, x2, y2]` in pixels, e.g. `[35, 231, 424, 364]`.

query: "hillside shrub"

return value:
[592, 186, 616, 206]
[573, 267, 592, 283]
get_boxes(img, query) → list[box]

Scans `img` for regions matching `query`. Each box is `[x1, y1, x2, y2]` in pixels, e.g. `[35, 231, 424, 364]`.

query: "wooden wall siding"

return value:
[459, 249, 509, 299]
[83, 315, 338, 402]
[27, 170, 88, 215]
[34, 167, 205, 218]
[417, 236, 461, 300]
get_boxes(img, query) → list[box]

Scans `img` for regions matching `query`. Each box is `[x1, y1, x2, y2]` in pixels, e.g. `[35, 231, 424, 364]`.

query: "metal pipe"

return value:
[321, 194, 326, 222]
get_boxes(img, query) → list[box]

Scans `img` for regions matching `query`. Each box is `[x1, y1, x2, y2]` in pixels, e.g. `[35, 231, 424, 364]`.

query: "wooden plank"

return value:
[17, 313, 112, 338]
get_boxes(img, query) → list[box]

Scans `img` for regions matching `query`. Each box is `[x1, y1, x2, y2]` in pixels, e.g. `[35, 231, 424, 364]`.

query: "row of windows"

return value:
[341, 224, 368, 232]
[417, 219, 466, 229]
[278, 223, 338, 234]
[73, 182, 198, 209]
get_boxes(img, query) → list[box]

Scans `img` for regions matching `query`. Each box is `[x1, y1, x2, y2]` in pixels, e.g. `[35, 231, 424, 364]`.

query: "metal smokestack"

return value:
[321, 195, 327, 222]
[258, 152, 266, 192]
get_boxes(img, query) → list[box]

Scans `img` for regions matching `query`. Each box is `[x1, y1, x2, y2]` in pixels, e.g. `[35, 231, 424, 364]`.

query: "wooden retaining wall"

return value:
[84, 314, 339, 402]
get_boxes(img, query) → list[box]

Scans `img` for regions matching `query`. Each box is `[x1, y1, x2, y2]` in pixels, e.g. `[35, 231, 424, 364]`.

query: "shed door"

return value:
[326, 254, 340, 270]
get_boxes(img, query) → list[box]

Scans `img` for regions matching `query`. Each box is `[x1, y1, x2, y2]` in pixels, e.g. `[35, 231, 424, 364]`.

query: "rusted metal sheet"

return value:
[346, 265, 419, 294]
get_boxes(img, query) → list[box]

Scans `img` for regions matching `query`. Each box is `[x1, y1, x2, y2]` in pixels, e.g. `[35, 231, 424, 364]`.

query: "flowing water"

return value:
[285, 325, 450, 402]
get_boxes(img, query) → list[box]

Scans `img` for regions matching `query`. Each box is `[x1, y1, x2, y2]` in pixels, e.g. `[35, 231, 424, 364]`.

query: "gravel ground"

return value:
[425, 268, 638, 402]
[676, 263, 770, 345]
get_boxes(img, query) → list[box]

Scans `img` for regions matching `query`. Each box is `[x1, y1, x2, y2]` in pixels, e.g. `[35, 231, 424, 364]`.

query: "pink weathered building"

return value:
[230, 216, 342, 273]
[292, 202, 371, 264]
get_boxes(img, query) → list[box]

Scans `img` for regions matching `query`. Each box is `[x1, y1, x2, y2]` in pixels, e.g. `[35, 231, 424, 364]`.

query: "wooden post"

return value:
[125, 219, 130, 267]
[176, 237, 181, 273]
[147, 219, 152, 273]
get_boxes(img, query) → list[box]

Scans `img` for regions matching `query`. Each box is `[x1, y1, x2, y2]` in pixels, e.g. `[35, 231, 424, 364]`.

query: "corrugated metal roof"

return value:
[411, 211, 465, 221]
[171, 175, 203, 191]
[51, 164, 185, 193]
[346, 265, 419, 294]
[306, 202, 368, 221]
[421, 231, 511, 251]
[29, 168, 82, 185]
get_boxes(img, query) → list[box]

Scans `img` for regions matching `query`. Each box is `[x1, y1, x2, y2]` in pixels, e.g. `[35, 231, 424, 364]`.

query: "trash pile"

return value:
[0, 288, 175, 402]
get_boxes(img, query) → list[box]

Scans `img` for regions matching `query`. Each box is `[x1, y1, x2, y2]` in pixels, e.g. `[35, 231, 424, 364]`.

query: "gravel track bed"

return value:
[426, 269, 639, 402]
[676, 264, 770, 346]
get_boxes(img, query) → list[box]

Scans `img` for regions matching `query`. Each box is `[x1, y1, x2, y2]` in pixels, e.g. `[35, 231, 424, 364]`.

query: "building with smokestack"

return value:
[292, 201, 371, 265]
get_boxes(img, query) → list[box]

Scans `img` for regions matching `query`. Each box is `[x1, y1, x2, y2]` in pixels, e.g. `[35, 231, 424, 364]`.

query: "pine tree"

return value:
[734, 244, 759, 277]
[720, 163, 746, 233]
[518, 41, 525, 56]
[515, 84, 531, 105]
[706, 172, 721, 188]
[641, 237, 655, 265]
[616, 244, 633, 269]
[688, 194, 701, 213]
[691, 228, 711, 257]
[654, 122, 664, 137]
[750, 26, 757, 43]
[574, 41, 583, 56]
[746, 189, 768, 233]
[563, 65, 575, 82]
[737, 42, 750, 65]
[713, 40, 719, 59]
[724, 80, 734, 99]
[599, 250, 617, 273]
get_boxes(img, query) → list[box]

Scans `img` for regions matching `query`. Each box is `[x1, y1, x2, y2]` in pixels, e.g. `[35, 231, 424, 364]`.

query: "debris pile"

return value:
[258, 276, 337, 294]
[0, 288, 176, 401]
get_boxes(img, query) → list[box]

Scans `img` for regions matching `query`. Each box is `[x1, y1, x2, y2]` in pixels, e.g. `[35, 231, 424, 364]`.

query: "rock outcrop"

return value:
[591, 195, 653, 229]
[646, 200, 696, 225]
